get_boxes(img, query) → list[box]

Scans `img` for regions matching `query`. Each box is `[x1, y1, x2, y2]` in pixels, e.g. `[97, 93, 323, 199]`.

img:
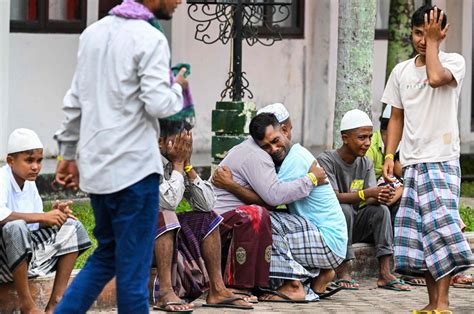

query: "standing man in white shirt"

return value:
[53, 1, 187, 313]
[382, 5, 474, 313]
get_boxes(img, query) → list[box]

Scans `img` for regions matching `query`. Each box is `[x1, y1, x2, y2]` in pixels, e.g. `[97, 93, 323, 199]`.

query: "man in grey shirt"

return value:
[318, 109, 409, 292]
[212, 103, 325, 299]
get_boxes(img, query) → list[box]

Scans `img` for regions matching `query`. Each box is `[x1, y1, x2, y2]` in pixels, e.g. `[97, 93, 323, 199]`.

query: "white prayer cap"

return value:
[382, 105, 392, 119]
[257, 103, 290, 123]
[7, 128, 43, 154]
[340, 109, 373, 132]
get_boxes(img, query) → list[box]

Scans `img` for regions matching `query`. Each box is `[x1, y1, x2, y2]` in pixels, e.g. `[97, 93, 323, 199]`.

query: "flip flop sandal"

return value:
[401, 275, 427, 286]
[153, 301, 193, 313]
[257, 288, 309, 303]
[332, 279, 360, 290]
[315, 285, 344, 299]
[232, 291, 259, 303]
[377, 279, 411, 292]
[202, 297, 254, 310]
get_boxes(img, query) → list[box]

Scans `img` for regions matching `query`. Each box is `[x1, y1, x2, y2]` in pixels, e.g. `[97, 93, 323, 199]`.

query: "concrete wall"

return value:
[1, 0, 472, 160]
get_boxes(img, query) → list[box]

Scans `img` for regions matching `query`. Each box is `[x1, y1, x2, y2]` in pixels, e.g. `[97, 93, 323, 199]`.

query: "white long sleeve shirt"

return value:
[0, 165, 43, 230]
[55, 16, 183, 194]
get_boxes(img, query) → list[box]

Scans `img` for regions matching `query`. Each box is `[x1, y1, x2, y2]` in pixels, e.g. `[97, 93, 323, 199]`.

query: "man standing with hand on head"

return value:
[382, 5, 474, 312]
[53, 1, 187, 312]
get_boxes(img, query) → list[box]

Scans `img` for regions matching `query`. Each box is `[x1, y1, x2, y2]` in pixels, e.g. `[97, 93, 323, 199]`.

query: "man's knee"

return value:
[368, 205, 391, 222]
[2, 220, 29, 237]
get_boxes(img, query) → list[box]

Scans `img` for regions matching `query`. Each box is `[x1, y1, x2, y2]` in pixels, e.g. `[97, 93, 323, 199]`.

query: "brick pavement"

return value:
[87, 276, 474, 314]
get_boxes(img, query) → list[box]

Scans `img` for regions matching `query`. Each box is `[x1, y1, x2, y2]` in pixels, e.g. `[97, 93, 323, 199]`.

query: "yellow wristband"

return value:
[384, 153, 394, 160]
[358, 190, 366, 201]
[56, 155, 64, 161]
[306, 172, 318, 186]
[184, 165, 193, 173]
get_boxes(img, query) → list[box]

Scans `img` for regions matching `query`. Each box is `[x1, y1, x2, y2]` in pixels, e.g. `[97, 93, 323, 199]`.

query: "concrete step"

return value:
[0, 269, 157, 312]
[1, 234, 472, 311]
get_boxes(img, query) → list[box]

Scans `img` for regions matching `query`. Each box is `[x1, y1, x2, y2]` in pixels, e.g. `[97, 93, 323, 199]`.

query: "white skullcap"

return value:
[257, 103, 290, 123]
[382, 105, 392, 119]
[7, 128, 43, 154]
[340, 109, 373, 132]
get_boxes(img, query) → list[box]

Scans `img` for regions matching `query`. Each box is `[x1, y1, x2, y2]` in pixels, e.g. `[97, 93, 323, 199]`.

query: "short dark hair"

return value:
[159, 119, 192, 138]
[249, 113, 279, 141]
[412, 4, 447, 29]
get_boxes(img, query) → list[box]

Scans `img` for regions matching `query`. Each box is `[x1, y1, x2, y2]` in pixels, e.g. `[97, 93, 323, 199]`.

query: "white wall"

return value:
[0, 0, 10, 159]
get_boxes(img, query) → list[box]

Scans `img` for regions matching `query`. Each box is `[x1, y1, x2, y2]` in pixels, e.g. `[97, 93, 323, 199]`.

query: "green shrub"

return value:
[460, 206, 474, 232]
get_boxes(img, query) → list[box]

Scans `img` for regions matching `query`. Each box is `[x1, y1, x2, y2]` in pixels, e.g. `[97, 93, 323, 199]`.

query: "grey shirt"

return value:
[212, 138, 314, 214]
[317, 150, 376, 211]
[160, 161, 216, 212]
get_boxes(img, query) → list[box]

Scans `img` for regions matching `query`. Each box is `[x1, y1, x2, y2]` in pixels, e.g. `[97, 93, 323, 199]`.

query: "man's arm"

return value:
[137, 36, 185, 118]
[383, 107, 404, 182]
[424, 8, 455, 88]
[212, 166, 268, 207]
[185, 175, 217, 212]
[1, 211, 68, 227]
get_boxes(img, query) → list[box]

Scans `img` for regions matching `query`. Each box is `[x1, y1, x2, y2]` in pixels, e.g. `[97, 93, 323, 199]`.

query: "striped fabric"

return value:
[394, 160, 474, 280]
[0, 219, 91, 283]
[269, 211, 344, 284]
[154, 210, 223, 302]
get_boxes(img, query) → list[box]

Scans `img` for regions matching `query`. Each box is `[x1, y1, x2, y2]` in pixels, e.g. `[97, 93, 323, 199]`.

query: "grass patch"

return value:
[460, 206, 474, 232]
[461, 182, 474, 198]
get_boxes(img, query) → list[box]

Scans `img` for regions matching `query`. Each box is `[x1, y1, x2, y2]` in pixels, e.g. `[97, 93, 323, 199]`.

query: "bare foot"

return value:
[207, 287, 253, 308]
[227, 288, 258, 303]
[154, 289, 194, 312]
[377, 273, 410, 291]
[311, 269, 335, 294]
[258, 280, 306, 301]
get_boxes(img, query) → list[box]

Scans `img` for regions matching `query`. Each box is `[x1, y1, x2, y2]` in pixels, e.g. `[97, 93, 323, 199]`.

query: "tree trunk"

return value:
[386, 0, 414, 82]
[333, 0, 377, 148]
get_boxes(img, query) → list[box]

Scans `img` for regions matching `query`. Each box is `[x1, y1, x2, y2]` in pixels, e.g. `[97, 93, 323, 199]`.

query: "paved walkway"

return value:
[87, 276, 473, 314]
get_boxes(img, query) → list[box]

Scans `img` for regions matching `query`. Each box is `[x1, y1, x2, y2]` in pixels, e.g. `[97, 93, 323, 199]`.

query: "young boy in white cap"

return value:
[0, 128, 91, 314]
[317, 109, 410, 292]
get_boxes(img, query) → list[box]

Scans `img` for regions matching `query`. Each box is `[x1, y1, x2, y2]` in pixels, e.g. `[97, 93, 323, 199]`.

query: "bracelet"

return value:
[384, 153, 394, 160]
[184, 165, 193, 173]
[358, 190, 366, 201]
[306, 172, 318, 186]
[56, 155, 64, 161]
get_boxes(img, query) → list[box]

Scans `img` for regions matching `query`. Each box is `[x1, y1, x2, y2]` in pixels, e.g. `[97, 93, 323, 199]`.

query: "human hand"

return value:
[382, 158, 396, 183]
[167, 132, 189, 166]
[55, 160, 79, 191]
[175, 67, 189, 90]
[42, 209, 68, 227]
[212, 166, 234, 189]
[424, 7, 449, 44]
[184, 131, 193, 165]
[376, 185, 395, 205]
[53, 200, 77, 220]
[308, 160, 328, 185]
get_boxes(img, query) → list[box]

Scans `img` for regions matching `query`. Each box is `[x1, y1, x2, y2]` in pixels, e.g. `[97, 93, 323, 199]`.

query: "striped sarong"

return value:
[269, 211, 344, 286]
[154, 209, 223, 302]
[0, 219, 91, 283]
[394, 160, 474, 280]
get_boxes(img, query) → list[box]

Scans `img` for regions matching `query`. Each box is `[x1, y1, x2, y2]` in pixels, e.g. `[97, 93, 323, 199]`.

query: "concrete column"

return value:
[303, 0, 338, 149]
[0, 0, 10, 161]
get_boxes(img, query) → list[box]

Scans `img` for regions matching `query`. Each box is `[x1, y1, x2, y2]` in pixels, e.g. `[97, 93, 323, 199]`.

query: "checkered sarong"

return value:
[0, 219, 91, 283]
[269, 211, 343, 283]
[394, 160, 474, 280]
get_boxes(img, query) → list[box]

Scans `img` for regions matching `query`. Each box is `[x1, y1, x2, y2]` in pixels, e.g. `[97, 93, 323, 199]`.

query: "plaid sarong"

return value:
[269, 211, 344, 285]
[394, 160, 474, 280]
[0, 219, 91, 283]
[154, 209, 223, 301]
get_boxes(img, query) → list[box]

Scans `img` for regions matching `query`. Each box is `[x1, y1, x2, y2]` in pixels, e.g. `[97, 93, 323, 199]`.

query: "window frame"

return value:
[10, 0, 87, 34]
[255, 0, 305, 39]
